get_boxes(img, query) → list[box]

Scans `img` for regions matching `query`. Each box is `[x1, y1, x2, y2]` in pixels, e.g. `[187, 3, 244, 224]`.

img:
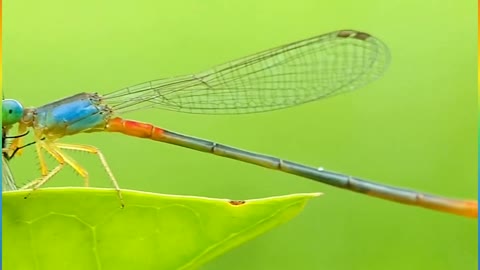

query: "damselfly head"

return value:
[2, 99, 24, 126]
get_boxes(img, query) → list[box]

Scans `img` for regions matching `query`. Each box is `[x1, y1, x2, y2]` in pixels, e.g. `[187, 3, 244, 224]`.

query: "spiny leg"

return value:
[43, 140, 94, 186]
[22, 163, 64, 198]
[55, 142, 124, 206]
[21, 140, 67, 198]
[18, 137, 59, 190]
[20, 139, 124, 206]
[36, 138, 52, 176]
[21, 139, 89, 193]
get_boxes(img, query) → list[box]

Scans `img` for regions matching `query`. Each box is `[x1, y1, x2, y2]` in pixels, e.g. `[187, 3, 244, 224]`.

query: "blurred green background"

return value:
[3, 1, 477, 269]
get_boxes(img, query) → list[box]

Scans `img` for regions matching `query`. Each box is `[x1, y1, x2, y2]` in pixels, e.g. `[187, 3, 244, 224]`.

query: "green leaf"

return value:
[2, 188, 320, 270]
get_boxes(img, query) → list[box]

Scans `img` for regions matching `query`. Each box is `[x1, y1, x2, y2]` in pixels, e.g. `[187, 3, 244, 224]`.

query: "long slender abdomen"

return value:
[105, 117, 478, 218]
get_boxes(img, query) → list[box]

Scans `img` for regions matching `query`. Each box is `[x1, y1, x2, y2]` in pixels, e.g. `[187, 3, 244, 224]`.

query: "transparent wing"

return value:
[103, 29, 390, 115]
[2, 156, 17, 191]
[2, 128, 17, 191]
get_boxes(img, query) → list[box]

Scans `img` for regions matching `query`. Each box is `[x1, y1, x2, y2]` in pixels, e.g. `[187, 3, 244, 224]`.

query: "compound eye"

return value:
[3, 99, 24, 126]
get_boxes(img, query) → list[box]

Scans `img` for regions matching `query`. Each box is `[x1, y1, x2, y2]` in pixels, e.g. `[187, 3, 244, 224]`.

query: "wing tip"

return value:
[336, 30, 371, 41]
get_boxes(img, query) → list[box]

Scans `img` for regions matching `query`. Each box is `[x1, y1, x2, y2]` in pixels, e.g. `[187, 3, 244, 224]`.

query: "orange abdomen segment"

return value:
[106, 117, 165, 141]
